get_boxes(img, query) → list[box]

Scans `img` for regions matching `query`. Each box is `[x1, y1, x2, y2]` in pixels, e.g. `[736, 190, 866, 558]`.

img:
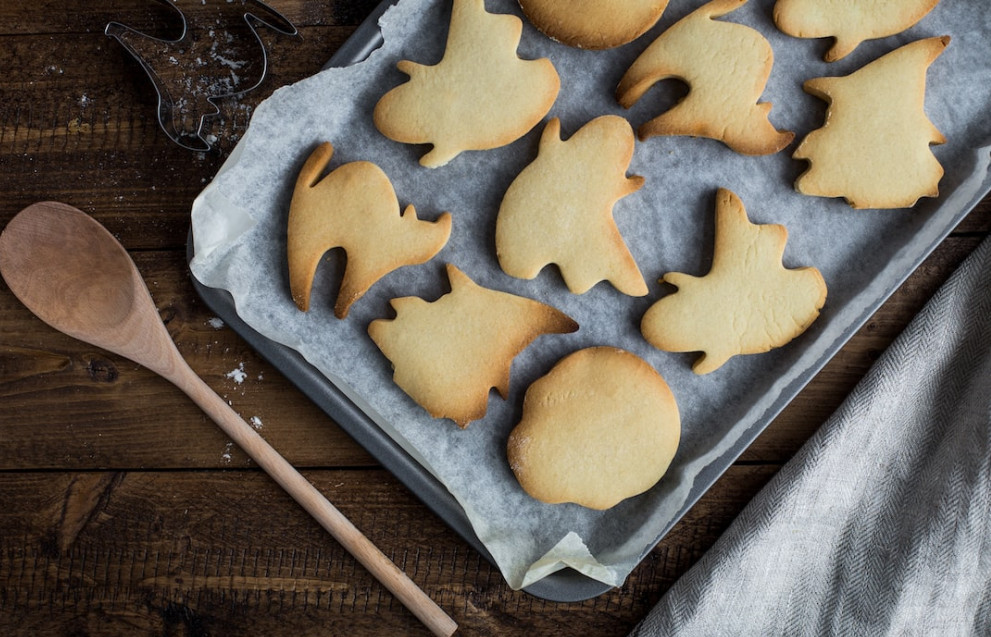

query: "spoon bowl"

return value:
[0, 202, 195, 380]
[1, 202, 137, 342]
[0, 201, 456, 637]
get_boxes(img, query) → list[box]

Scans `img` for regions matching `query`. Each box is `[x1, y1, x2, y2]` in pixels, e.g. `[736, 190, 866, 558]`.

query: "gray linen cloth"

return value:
[631, 234, 991, 637]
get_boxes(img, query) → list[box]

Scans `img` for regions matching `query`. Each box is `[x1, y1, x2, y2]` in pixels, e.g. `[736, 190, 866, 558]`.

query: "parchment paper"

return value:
[189, 0, 991, 590]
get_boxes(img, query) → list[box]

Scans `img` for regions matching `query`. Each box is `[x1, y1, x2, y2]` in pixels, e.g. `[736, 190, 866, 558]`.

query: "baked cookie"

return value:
[793, 36, 949, 209]
[641, 189, 826, 374]
[774, 0, 941, 62]
[287, 142, 452, 318]
[507, 347, 680, 510]
[518, 0, 669, 49]
[368, 264, 578, 427]
[616, 0, 793, 156]
[373, 0, 560, 168]
[495, 116, 648, 297]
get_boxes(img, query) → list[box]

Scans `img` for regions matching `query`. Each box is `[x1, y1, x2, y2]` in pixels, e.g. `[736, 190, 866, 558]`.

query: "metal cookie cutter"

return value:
[106, 0, 298, 151]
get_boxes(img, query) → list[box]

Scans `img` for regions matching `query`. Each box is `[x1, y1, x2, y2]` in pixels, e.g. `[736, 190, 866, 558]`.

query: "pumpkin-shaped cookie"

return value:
[507, 347, 680, 510]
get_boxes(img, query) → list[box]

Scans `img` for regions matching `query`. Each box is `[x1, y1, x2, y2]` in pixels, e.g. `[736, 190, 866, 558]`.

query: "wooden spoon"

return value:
[0, 202, 458, 637]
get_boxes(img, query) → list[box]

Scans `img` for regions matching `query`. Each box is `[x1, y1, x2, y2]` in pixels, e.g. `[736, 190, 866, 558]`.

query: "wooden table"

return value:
[2, 1, 988, 634]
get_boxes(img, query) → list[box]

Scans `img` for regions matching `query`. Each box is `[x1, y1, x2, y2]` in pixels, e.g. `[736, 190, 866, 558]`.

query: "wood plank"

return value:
[0, 464, 776, 636]
[0, 0, 381, 36]
[0, 234, 985, 469]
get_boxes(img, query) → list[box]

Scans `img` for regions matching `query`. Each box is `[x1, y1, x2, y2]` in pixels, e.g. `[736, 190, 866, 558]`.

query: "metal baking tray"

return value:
[188, 0, 991, 602]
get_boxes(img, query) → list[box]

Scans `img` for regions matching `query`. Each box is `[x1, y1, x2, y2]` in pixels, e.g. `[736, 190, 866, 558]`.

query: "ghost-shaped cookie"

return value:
[641, 189, 826, 374]
[495, 116, 647, 297]
[373, 0, 560, 168]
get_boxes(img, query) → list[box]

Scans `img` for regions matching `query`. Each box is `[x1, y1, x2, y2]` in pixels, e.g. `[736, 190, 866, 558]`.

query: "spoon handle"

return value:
[167, 359, 458, 637]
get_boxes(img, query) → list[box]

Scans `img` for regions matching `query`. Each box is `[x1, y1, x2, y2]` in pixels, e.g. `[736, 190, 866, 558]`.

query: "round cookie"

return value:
[518, 0, 669, 50]
[506, 347, 680, 510]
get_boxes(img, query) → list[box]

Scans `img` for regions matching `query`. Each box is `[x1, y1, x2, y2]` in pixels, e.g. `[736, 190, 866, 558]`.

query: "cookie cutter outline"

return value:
[105, 0, 298, 152]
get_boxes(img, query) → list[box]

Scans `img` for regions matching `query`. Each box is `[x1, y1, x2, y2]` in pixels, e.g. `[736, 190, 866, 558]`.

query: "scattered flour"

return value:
[249, 416, 263, 430]
[225, 362, 247, 384]
[221, 442, 233, 462]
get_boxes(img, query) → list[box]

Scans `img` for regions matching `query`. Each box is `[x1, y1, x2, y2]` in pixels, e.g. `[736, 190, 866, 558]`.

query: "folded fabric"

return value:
[631, 234, 991, 637]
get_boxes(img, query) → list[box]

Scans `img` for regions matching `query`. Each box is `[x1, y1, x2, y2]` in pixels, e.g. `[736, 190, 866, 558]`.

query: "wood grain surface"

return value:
[2, 1, 989, 635]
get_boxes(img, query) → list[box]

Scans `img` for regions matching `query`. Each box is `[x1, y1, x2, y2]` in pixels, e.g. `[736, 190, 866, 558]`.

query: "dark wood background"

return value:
[2, 1, 988, 635]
